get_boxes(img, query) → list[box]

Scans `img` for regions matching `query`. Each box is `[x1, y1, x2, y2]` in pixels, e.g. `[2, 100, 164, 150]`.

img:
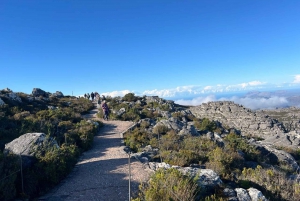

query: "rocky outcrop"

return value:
[259, 107, 300, 133]
[0, 98, 5, 106]
[247, 188, 268, 201]
[148, 162, 223, 190]
[148, 162, 268, 200]
[232, 188, 268, 201]
[189, 101, 300, 149]
[190, 101, 285, 138]
[0, 88, 22, 103]
[51, 91, 64, 98]
[32, 88, 49, 97]
[8, 92, 22, 103]
[250, 140, 300, 172]
[145, 96, 175, 111]
[155, 117, 185, 133]
[4, 133, 59, 168]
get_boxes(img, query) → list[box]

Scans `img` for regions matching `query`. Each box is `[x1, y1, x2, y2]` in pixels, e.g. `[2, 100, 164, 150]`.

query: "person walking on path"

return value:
[87, 93, 90, 100]
[84, 93, 87, 99]
[91, 92, 95, 101]
[101, 100, 109, 120]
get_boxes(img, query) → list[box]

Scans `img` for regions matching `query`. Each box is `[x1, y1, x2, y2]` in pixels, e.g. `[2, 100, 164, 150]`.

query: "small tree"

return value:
[123, 93, 137, 102]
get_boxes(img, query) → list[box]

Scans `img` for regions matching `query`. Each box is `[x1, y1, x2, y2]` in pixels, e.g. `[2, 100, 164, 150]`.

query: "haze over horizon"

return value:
[1, 1, 300, 109]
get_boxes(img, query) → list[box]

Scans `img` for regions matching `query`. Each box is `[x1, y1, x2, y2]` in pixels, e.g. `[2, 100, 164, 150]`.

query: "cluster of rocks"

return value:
[189, 101, 300, 149]
[110, 95, 176, 118]
[0, 88, 65, 106]
[32, 88, 64, 98]
[259, 107, 300, 132]
[0, 88, 22, 104]
[146, 161, 268, 201]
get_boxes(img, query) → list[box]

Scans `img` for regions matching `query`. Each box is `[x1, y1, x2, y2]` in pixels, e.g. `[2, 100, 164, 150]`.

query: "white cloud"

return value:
[224, 96, 289, 110]
[141, 81, 266, 98]
[175, 95, 290, 110]
[102, 90, 132, 97]
[175, 95, 216, 106]
[293, 74, 300, 83]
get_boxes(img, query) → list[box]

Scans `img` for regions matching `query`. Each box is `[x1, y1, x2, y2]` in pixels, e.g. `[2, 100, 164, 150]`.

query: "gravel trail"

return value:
[39, 104, 152, 201]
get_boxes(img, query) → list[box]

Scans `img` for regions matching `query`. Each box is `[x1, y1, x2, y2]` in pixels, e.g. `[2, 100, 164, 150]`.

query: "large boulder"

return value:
[32, 88, 49, 97]
[235, 188, 251, 201]
[250, 140, 300, 172]
[4, 133, 59, 168]
[248, 187, 268, 201]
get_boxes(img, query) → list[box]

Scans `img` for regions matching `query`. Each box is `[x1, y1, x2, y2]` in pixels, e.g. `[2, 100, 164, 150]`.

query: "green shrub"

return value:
[0, 152, 19, 201]
[124, 128, 151, 152]
[194, 118, 217, 132]
[153, 125, 169, 135]
[207, 147, 244, 179]
[123, 93, 137, 102]
[239, 165, 300, 201]
[133, 168, 199, 201]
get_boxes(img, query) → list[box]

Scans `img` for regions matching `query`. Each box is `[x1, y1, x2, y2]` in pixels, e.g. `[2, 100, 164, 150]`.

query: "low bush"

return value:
[133, 168, 199, 201]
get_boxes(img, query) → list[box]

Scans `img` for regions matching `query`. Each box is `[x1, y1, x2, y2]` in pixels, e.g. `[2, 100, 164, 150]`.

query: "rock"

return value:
[189, 101, 286, 139]
[4, 133, 59, 168]
[251, 140, 300, 172]
[223, 188, 238, 201]
[156, 118, 184, 132]
[248, 187, 268, 201]
[235, 188, 251, 201]
[0, 98, 5, 106]
[52, 91, 64, 98]
[116, 108, 126, 116]
[8, 93, 22, 102]
[32, 88, 49, 97]
[148, 162, 171, 170]
[148, 162, 223, 191]
[160, 111, 171, 118]
[48, 106, 57, 110]
[196, 168, 223, 188]
[178, 123, 199, 136]
[86, 120, 100, 130]
[206, 132, 224, 146]
[3, 87, 12, 92]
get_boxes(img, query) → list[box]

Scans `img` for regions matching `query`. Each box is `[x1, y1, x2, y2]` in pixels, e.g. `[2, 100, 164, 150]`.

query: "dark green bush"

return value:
[194, 118, 217, 132]
[0, 152, 19, 201]
[123, 93, 137, 102]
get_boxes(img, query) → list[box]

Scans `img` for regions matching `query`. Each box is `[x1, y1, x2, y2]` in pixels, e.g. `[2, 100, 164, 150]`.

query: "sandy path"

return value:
[39, 104, 152, 201]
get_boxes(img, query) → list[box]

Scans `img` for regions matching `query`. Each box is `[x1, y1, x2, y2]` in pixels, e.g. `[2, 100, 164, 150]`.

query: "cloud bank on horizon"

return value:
[175, 95, 290, 110]
[100, 75, 300, 110]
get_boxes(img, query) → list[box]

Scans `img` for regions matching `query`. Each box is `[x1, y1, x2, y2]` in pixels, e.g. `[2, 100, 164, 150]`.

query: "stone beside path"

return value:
[39, 103, 153, 201]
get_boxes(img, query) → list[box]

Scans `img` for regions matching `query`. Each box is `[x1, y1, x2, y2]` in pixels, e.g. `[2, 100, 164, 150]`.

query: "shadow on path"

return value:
[38, 119, 149, 201]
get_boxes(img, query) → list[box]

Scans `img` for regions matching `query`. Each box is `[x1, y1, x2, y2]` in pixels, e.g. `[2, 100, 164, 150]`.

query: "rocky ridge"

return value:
[190, 101, 300, 149]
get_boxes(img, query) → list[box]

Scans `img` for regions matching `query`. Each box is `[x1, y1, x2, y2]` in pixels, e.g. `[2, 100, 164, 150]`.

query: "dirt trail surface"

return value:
[39, 104, 153, 201]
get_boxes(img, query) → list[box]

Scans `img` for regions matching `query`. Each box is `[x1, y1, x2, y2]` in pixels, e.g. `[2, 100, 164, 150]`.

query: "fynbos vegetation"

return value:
[0, 89, 102, 200]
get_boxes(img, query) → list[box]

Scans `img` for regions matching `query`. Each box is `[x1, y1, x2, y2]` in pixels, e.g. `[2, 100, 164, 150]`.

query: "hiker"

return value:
[87, 93, 90, 100]
[101, 100, 109, 120]
[91, 92, 95, 101]
[84, 93, 87, 99]
[96, 93, 101, 104]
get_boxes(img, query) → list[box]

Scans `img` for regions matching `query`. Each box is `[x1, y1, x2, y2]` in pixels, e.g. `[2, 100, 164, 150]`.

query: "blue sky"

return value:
[1, 1, 300, 107]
